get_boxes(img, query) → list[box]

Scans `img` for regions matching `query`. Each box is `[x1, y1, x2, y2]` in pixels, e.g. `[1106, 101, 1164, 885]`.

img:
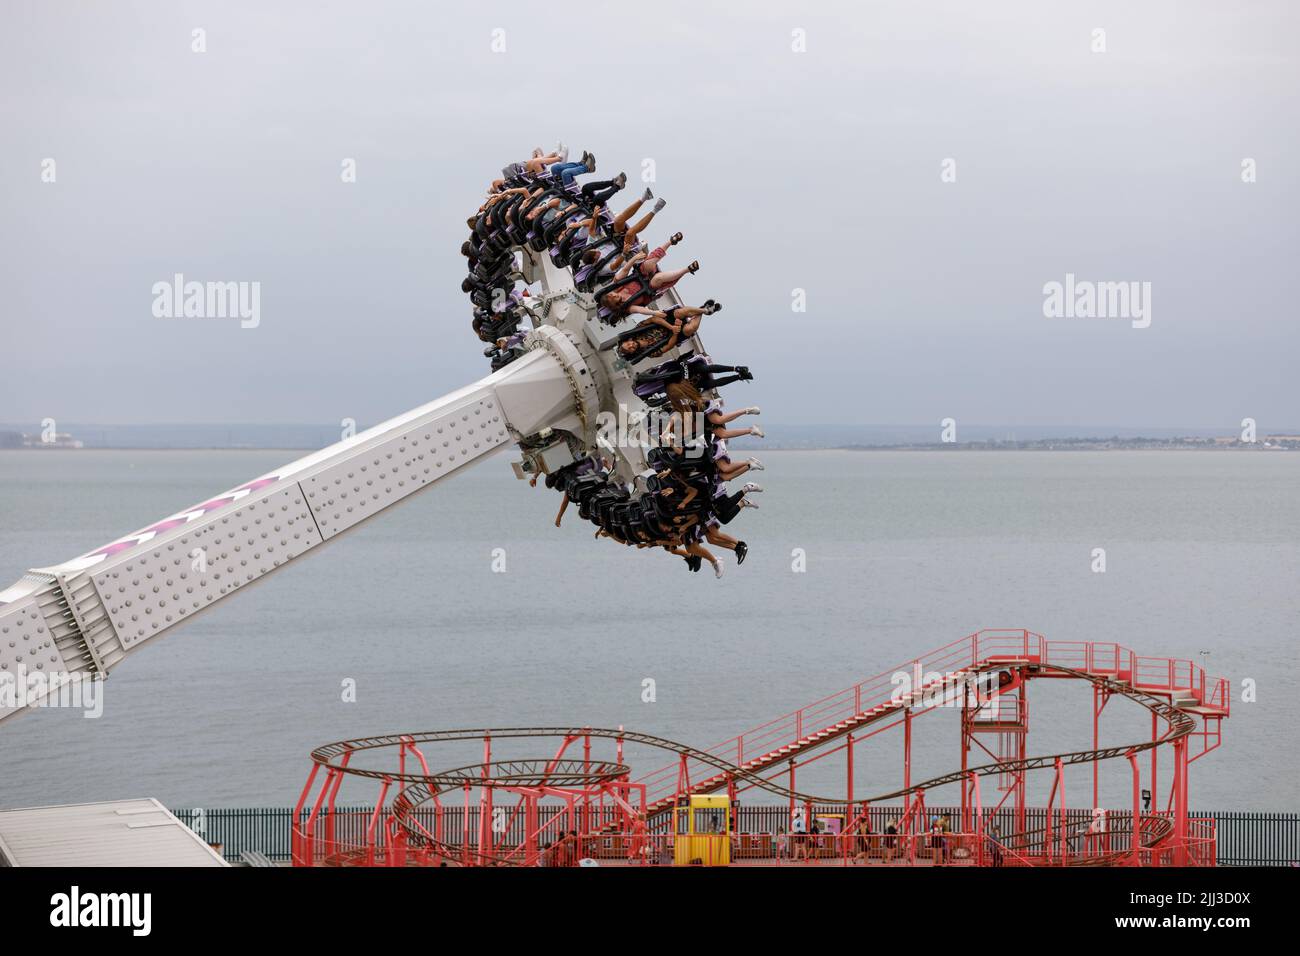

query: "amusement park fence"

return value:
[172, 805, 1299, 867]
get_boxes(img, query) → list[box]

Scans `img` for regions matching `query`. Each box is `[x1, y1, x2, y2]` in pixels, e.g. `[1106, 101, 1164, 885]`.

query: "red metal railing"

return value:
[290, 807, 1220, 868]
[636, 629, 1229, 808]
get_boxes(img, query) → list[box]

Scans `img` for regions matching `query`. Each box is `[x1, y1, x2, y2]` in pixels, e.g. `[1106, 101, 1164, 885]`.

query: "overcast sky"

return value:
[1, 0, 1296, 429]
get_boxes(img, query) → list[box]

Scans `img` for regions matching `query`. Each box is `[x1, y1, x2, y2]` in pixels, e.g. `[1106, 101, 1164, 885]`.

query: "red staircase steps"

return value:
[635, 629, 1229, 817]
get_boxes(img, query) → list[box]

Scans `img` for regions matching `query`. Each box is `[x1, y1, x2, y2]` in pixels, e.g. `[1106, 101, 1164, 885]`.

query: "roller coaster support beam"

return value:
[1044, 756, 1064, 865]
[325, 751, 351, 849]
[846, 732, 855, 811]
[292, 762, 322, 866]
[1128, 749, 1141, 866]
[583, 732, 592, 836]
[1173, 736, 1190, 865]
[479, 733, 493, 866]
[960, 701, 969, 832]
[903, 708, 913, 830]
[367, 778, 390, 867]
[1058, 757, 1068, 861]
[1093, 685, 1101, 808]
[1016, 669, 1029, 839]
[1151, 710, 1160, 813]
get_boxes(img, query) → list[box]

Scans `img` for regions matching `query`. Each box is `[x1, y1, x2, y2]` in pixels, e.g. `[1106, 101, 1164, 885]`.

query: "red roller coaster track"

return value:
[291, 629, 1228, 867]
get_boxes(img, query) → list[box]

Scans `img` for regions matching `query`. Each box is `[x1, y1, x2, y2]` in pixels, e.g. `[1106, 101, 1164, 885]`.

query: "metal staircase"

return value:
[634, 629, 1230, 818]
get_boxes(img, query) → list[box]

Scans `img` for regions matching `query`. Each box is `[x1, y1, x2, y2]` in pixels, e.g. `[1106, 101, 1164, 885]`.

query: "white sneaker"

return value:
[742, 482, 764, 493]
[740, 499, 760, 509]
[749, 426, 765, 438]
[746, 406, 761, 415]
[556, 142, 568, 161]
[747, 457, 765, 471]
[714, 561, 724, 579]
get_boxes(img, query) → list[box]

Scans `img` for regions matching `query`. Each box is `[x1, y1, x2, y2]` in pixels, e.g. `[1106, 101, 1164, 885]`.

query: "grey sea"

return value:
[1, 449, 1296, 812]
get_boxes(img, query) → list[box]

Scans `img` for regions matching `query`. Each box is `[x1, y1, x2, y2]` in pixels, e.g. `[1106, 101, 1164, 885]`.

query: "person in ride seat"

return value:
[616, 302, 720, 362]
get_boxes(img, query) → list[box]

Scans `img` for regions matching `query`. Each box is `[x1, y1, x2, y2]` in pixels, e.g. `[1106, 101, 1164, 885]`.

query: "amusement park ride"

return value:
[0, 153, 1231, 867]
[288, 630, 1228, 868]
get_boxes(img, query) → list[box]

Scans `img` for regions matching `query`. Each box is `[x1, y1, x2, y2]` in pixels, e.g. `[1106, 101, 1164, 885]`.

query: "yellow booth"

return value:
[673, 795, 732, 866]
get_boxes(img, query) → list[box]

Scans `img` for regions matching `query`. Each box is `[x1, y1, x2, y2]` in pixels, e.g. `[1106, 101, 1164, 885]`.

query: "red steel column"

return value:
[846, 732, 855, 810]
[1173, 737, 1189, 865]
[462, 782, 472, 866]
[1015, 674, 1027, 840]
[1128, 750, 1141, 866]
[960, 699, 970, 833]
[1150, 711, 1159, 812]
[583, 732, 592, 837]
[903, 708, 912, 828]
[479, 733, 493, 863]
[1093, 686, 1101, 809]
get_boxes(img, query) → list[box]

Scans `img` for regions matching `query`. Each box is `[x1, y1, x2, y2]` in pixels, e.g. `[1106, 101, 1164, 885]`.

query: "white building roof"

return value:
[0, 798, 228, 867]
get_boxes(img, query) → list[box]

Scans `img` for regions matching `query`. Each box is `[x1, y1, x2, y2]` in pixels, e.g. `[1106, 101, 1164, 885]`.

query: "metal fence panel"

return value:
[171, 805, 1299, 866]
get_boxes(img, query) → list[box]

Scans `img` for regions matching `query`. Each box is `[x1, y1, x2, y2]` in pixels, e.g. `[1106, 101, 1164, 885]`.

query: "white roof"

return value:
[0, 798, 228, 867]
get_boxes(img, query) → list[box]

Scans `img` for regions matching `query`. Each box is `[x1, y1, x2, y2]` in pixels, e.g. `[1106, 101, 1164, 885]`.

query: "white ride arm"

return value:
[0, 344, 586, 725]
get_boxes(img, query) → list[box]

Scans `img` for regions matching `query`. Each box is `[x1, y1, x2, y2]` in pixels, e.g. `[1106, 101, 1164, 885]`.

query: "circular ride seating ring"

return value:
[461, 147, 764, 578]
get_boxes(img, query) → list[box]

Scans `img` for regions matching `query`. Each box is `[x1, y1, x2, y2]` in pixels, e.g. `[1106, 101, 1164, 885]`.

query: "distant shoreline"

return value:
[2, 442, 1295, 453]
[4, 424, 1297, 453]
[839, 439, 1298, 452]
